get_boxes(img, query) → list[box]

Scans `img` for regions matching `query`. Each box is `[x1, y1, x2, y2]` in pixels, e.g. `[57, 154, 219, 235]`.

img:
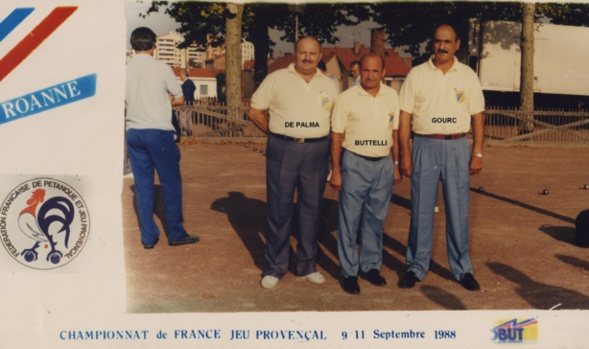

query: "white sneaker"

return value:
[303, 271, 326, 284]
[261, 275, 279, 289]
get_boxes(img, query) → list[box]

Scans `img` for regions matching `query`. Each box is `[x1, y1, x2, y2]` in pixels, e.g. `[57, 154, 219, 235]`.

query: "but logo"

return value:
[491, 318, 538, 344]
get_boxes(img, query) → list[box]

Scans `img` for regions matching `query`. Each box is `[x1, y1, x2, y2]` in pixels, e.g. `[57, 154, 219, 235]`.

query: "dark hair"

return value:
[350, 60, 360, 68]
[130, 27, 156, 51]
[317, 60, 327, 71]
[434, 23, 461, 41]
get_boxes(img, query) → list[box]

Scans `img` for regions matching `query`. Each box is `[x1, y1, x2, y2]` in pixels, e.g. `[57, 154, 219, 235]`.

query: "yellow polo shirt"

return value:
[251, 63, 339, 138]
[399, 57, 485, 135]
[332, 83, 400, 157]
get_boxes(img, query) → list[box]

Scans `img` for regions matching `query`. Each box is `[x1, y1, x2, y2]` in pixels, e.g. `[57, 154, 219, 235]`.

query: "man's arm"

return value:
[329, 132, 344, 191]
[398, 110, 413, 178]
[246, 107, 269, 134]
[171, 95, 184, 106]
[470, 111, 485, 175]
[392, 129, 402, 185]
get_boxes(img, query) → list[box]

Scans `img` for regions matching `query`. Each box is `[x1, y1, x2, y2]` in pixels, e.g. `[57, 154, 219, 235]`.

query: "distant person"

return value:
[247, 36, 339, 289]
[330, 53, 401, 295]
[349, 60, 360, 88]
[397, 23, 484, 291]
[179, 69, 196, 105]
[318, 60, 340, 92]
[125, 27, 199, 249]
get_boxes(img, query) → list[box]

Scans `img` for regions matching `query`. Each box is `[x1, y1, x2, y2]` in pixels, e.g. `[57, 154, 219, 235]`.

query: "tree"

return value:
[372, 2, 523, 59]
[225, 3, 243, 119]
[520, 2, 535, 134]
[373, 1, 589, 117]
[144, 2, 372, 87]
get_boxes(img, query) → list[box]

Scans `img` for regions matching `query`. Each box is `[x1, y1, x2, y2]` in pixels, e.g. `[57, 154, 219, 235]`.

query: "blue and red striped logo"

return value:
[0, 6, 96, 125]
[0, 7, 76, 82]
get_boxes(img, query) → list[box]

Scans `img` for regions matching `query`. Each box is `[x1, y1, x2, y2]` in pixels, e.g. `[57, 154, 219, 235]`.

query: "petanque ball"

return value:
[253, 147, 257, 151]
[245, 144, 249, 148]
[542, 189, 549, 195]
[478, 186, 485, 193]
[584, 184, 589, 190]
[260, 149, 264, 154]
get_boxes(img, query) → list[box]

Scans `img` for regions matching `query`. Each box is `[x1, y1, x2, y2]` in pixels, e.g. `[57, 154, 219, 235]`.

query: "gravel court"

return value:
[123, 143, 589, 313]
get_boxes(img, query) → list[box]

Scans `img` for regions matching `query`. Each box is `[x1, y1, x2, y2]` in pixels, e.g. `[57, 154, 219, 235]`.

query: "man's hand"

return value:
[470, 156, 483, 175]
[400, 156, 412, 178]
[329, 168, 343, 191]
[393, 167, 403, 185]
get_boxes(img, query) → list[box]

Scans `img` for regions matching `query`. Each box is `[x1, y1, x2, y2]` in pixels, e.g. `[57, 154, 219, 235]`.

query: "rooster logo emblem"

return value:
[1, 177, 89, 270]
[18, 189, 74, 265]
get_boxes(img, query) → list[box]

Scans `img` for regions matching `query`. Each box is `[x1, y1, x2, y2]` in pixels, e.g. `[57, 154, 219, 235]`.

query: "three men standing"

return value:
[249, 24, 484, 292]
[330, 53, 402, 295]
[397, 24, 484, 291]
[248, 36, 339, 289]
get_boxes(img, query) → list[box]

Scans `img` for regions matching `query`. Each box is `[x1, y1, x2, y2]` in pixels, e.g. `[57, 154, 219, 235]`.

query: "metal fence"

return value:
[485, 106, 589, 145]
[173, 102, 266, 142]
[174, 102, 589, 145]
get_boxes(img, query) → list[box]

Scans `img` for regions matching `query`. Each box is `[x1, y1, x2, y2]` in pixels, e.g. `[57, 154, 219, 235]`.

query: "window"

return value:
[200, 85, 208, 96]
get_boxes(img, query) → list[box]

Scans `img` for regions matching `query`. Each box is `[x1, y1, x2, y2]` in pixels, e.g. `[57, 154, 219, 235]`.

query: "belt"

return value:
[347, 150, 388, 162]
[419, 133, 467, 140]
[269, 132, 328, 143]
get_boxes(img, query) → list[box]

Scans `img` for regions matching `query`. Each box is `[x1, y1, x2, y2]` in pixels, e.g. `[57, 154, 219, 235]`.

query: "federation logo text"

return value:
[1, 178, 90, 270]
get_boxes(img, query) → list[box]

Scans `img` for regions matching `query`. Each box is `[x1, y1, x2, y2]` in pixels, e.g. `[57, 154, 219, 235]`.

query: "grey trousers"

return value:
[264, 135, 329, 278]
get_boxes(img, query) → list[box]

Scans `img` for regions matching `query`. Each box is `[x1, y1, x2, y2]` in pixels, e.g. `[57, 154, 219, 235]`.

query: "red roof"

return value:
[243, 59, 255, 70]
[172, 67, 221, 79]
[267, 47, 410, 77]
[267, 55, 294, 74]
[321, 46, 411, 77]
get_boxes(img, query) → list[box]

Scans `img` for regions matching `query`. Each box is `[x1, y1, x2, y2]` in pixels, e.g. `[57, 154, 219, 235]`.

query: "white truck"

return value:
[468, 19, 589, 97]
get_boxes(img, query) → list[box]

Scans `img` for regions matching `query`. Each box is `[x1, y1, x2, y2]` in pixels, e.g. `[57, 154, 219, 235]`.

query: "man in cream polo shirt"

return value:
[397, 23, 485, 291]
[248, 36, 339, 289]
[330, 53, 402, 295]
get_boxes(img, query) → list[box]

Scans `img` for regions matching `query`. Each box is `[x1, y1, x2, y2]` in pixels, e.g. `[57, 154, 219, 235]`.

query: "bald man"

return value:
[248, 36, 339, 289]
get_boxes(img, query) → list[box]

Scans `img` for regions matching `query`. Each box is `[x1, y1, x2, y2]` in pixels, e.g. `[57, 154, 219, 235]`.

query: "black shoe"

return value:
[398, 271, 419, 288]
[341, 276, 360, 295]
[169, 234, 200, 246]
[143, 238, 159, 249]
[460, 273, 480, 291]
[359, 269, 387, 287]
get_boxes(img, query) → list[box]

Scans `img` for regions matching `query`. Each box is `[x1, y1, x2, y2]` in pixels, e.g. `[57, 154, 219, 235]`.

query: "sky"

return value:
[124, 1, 384, 55]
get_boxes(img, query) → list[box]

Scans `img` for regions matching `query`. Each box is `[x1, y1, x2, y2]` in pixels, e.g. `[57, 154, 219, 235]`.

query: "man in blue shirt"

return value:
[125, 27, 199, 249]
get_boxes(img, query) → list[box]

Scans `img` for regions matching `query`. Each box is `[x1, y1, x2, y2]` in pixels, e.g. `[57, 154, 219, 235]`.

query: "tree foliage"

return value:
[372, 2, 589, 58]
[141, 1, 589, 97]
[372, 2, 523, 57]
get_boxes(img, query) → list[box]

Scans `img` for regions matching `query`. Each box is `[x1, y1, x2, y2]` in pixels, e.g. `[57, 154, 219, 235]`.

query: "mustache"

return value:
[437, 49, 449, 54]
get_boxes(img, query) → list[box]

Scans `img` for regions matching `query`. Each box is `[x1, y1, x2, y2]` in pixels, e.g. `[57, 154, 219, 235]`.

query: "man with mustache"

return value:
[248, 36, 339, 289]
[330, 53, 402, 294]
[397, 23, 485, 291]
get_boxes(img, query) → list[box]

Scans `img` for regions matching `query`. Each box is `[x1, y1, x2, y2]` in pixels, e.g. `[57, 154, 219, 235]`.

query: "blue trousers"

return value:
[338, 151, 393, 276]
[406, 135, 474, 281]
[126, 129, 187, 245]
[264, 135, 329, 278]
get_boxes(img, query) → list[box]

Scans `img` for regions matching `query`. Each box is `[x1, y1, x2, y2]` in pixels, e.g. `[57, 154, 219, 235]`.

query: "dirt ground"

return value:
[123, 142, 589, 313]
